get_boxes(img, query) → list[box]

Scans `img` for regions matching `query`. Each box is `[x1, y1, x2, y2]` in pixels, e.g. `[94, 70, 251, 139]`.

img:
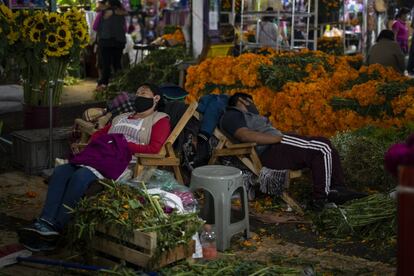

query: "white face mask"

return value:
[132, 18, 138, 24]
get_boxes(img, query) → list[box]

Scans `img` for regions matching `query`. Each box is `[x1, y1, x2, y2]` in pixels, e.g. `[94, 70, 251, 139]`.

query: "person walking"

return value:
[406, 9, 414, 76]
[95, 0, 127, 90]
[257, 7, 280, 48]
[392, 7, 410, 54]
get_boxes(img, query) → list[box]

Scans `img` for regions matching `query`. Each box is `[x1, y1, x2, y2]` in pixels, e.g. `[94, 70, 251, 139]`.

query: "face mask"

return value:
[246, 103, 259, 114]
[134, 96, 154, 113]
[241, 97, 259, 114]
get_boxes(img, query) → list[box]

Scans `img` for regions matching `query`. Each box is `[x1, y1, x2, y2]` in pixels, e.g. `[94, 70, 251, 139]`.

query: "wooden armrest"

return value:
[226, 142, 257, 149]
[289, 170, 302, 179]
[135, 153, 166, 159]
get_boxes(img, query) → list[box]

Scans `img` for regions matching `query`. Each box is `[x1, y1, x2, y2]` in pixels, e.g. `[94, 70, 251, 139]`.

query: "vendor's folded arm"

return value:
[234, 127, 283, 144]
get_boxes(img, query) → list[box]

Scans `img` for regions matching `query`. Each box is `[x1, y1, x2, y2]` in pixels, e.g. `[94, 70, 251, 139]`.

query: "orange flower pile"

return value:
[162, 29, 185, 45]
[185, 50, 413, 137]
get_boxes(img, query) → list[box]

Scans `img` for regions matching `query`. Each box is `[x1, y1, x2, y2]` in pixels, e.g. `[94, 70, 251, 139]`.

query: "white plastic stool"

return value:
[190, 165, 250, 251]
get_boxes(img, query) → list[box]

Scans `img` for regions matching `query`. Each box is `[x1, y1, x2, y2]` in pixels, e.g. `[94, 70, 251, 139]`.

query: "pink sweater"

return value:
[392, 19, 409, 53]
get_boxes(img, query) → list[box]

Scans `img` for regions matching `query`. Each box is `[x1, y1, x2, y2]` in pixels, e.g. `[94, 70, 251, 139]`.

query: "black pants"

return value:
[407, 35, 414, 74]
[98, 44, 124, 86]
[260, 134, 344, 200]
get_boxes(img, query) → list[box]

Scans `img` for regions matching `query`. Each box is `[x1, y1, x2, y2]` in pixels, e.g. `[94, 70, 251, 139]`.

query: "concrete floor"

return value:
[0, 171, 396, 275]
[60, 79, 96, 105]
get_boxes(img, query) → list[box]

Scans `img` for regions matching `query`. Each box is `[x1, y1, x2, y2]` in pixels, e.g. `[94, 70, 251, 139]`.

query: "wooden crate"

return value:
[92, 225, 195, 269]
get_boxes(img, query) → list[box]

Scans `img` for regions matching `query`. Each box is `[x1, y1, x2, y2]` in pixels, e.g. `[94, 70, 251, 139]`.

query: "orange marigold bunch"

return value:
[185, 51, 412, 137]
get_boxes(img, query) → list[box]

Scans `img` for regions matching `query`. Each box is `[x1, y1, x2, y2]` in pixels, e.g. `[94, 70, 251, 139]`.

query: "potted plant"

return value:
[0, 5, 89, 128]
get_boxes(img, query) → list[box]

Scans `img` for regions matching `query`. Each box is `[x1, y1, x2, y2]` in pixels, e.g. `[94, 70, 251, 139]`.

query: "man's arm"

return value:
[234, 127, 283, 144]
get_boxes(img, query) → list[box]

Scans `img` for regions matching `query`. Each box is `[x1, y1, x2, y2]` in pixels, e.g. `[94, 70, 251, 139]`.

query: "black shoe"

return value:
[20, 219, 59, 237]
[328, 186, 367, 205]
[18, 233, 58, 252]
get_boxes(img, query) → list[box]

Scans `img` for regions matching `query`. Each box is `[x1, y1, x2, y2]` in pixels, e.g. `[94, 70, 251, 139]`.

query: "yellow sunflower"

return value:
[57, 38, 73, 50]
[23, 17, 36, 28]
[56, 26, 71, 41]
[48, 13, 60, 24]
[29, 29, 41, 43]
[63, 12, 76, 22]
[46, 33, 59, 46]
[57, 16, 71, 27]
[34, 21, 46, 31]
[0, 4, 13, 21]
[75, 27, 86, 40]
[57, 39, 67, 49]
[6, 29, 19, 45]
[44, 45, 60, 57]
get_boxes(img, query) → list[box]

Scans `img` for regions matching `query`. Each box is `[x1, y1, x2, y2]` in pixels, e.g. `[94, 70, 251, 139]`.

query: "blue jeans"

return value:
[197, 94, 229, 136]
[40, 163, 98, 231]
[407, 35, 414, 73]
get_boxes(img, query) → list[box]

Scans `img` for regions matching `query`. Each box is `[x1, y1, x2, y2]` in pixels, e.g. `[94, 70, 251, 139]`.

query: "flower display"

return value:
[161, 28, 185, 46]
[317, 36, 343, 55]
[319, 0, 342, 18]
[0, 4, 89, 106]
[185, 50, 413, 137]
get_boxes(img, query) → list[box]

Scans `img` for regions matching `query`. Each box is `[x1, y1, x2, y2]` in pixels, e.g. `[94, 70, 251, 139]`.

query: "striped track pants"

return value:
[260, 134, 344, 200]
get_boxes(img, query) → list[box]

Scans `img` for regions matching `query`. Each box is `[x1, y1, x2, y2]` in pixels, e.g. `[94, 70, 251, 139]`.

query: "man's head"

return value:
[376, 29, 395, 42]
[228, 93, 259, 114]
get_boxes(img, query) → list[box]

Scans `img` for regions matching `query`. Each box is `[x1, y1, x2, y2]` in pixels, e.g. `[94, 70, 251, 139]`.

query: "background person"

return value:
[257, 7, 279, 48]
[392, 7, 410, 54]
[95, 0, 127, 90]
[367, 29, 405, 74]
[406, 9, 414, 76]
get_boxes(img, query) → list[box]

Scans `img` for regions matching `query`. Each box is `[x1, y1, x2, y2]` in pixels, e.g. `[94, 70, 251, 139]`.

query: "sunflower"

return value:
[23, 17, 35, 28]
[29, 29, 41, 43]
[57, 16, 71, 27]
[57, 40, 68, 49]
[57, 38, 73, 51]
[6, 30, 19, 44]
[63, 13, 76, 22]
[0, 4, 13, 21]
[46, 33, 59, 46]
[75, 28, 86, 41]
[48, 13, 59, 24]
[34, 22, 46, 31]
[44, 45, 60, 57]
[56, 26, 71, 41]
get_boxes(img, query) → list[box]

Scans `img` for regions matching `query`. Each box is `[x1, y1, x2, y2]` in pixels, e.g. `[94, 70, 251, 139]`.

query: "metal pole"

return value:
[343, 0, 346, 54]
[48, 81, 54, 169]
[291, 0, 295, 50]
[362, 0, 368, 58]
[313, 0, 318, 50]
[240, 0, 244, 54]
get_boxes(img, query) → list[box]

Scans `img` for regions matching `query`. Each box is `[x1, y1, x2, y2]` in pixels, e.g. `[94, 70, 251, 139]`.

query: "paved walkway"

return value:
[61, 79, 97, 105]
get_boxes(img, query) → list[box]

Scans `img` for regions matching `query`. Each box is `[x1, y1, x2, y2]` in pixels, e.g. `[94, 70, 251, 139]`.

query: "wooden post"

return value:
[397, 166, 414, 276]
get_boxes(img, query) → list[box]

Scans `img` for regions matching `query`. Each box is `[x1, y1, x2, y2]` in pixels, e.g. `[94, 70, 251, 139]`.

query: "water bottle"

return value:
[200, 224, 217, 260]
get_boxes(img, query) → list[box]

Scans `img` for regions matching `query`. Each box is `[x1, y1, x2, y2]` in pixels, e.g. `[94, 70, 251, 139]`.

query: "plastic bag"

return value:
[128, 169, 198, 212]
